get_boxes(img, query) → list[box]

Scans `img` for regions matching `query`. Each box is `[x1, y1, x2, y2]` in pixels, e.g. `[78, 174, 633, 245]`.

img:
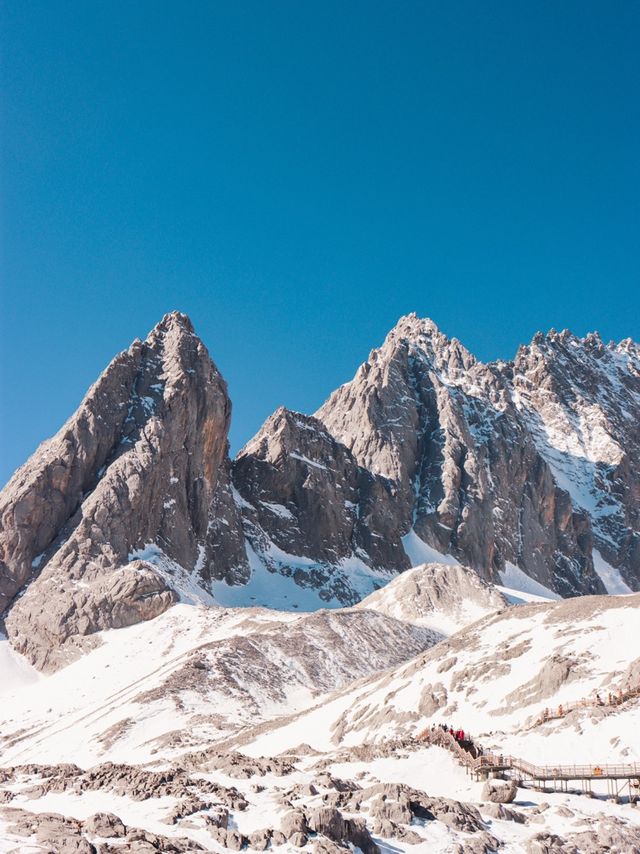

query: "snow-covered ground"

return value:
[2, 563, 640, 852]
[0, 594, 438, 768]
[242, 592, 640, 762]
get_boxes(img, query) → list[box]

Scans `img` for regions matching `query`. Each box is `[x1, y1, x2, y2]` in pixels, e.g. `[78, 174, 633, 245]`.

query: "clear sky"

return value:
[1, 1, 639, 486]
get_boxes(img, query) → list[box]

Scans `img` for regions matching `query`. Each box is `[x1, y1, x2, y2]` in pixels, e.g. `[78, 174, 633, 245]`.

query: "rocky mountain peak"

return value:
[238, 407, 336, 466]
[316, 315, 640, 597]
[385, 311, 442, 342]
[1, 310, 638, 673]
[1, 313, 236, 669]
[233, 405, 409, 595]
[380, 313, 477, 377]
[150, 309, 195, 335]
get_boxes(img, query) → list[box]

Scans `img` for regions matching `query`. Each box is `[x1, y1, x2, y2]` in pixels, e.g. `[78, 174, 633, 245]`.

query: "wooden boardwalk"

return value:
[530, 687, 640, 729]
[417, 727, 640, 802]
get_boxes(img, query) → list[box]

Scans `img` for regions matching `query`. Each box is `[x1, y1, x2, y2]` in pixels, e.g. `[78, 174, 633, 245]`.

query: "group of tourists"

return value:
[429, 723, 483, 758]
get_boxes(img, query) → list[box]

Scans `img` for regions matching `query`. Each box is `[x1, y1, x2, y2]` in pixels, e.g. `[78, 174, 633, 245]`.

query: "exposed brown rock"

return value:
[233, 407, 409, 604]
[1, 312, 248, 670]
[317, 314, 639, 595]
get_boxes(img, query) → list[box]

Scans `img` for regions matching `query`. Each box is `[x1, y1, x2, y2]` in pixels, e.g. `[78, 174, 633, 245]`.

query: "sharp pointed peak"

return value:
[148, 311, 196, 339]
[380, 313, 477, 371]
[387, 313, 443, 339]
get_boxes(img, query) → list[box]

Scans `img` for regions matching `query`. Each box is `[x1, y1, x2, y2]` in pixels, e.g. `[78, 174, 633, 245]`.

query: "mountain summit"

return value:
[1, 312, 638, 668]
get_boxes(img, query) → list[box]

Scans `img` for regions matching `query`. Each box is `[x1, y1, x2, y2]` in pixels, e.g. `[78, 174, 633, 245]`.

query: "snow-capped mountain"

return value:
[1, 311, 638, 669]
[317, 313, 639, 597]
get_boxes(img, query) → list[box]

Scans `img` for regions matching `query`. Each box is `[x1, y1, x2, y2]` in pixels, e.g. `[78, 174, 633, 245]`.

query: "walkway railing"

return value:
[531, 688, 640, 728]
[416, 727, 640, 784]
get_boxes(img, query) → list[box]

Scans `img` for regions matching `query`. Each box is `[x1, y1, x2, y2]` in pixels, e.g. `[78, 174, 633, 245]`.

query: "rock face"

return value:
[317, 314, 640, 596]
[509, 329, 640, 589]
[1, 310, 639, 670]
[232, 407, 409, 603]
[1, 312, 247, 669]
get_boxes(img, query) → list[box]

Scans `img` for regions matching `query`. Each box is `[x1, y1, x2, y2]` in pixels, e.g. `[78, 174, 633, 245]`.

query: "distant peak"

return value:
[381, 313, 477, 371]
[389, 313, 442, 339]
[529, 327, 608, 352]
[149, 311, 195, 338]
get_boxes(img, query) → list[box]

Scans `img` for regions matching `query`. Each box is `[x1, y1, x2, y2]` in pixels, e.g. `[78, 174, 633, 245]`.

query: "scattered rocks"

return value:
[179, 750, 296, 778]
[526, 831, 578, 854]
[566, 815, 640, 853]
[164, 798, 210, 825]
[0, 806, 204, 853]
[481, 802, 526, 823]
[12, 761, 248, 812]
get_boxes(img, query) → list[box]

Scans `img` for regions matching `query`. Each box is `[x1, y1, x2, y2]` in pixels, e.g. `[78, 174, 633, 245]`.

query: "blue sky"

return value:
[1, 1, 639, 485]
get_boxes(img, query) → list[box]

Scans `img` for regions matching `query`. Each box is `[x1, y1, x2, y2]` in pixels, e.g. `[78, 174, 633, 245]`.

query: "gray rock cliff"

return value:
[316, 314, 638, 596]
[1, 310, 638, 671]
[1, 312, 247, 668]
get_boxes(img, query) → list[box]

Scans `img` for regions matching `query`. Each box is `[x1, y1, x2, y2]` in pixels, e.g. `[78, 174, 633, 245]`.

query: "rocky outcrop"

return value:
[233, 407, 409, 602]
[509, 329, 640, 589]
[307, 807, 379, 854]
[1, 312, 247, 669]
[0, 806, 204, 852]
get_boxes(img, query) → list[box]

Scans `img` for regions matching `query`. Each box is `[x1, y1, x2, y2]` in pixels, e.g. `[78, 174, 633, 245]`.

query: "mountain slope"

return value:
[0, 600, 441, 769]
[242, 591, 640, 764]
[356, 562, 507, 635]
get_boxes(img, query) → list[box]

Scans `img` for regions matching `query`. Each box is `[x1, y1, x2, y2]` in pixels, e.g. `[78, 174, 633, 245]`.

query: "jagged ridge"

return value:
[1, 311, 638, 670]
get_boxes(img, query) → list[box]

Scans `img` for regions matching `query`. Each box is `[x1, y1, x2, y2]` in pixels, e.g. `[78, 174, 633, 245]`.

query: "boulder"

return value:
[83, 811, 126, 837]
[280, 809, 309, 838]
[308, 807, 379, 854]
[481, 778, 518, 804]
[248, 828, 272, 850]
